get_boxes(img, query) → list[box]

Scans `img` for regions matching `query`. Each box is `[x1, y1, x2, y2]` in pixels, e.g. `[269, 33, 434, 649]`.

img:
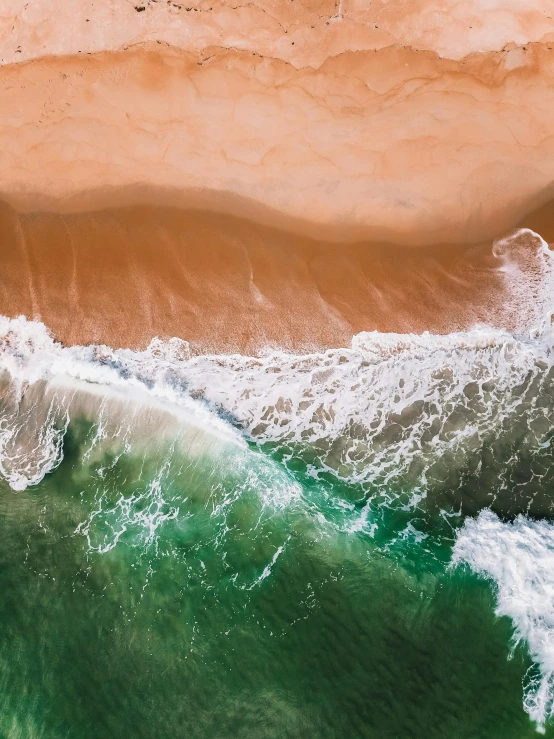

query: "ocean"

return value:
[1, 228, 554, 737]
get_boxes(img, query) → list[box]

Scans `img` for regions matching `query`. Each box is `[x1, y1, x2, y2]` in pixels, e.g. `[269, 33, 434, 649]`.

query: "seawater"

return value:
[2, 230, 554, 736]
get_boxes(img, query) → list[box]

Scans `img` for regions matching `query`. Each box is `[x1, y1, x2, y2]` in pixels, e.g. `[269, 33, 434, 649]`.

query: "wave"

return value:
[453, 511, 554, 733]
[0, 321, 246, 491]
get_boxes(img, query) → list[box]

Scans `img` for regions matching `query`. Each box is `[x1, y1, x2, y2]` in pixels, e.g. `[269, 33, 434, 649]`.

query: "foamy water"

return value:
[0, 301, 553, 507]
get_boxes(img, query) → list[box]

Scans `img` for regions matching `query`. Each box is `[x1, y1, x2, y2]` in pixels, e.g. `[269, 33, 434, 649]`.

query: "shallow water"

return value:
[2, 229, 554, 736]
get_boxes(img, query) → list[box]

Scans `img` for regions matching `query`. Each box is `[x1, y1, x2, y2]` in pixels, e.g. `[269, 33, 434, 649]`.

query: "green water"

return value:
[0, 418, 547, 739]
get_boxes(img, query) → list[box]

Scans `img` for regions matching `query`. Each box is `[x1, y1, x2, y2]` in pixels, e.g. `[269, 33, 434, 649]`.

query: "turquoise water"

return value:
[2, 311, 554, 736]
[0, 414, 548, 738]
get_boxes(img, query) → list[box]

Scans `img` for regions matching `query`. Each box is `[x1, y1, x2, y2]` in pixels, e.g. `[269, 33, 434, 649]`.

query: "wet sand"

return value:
[1, 197, 550, 353]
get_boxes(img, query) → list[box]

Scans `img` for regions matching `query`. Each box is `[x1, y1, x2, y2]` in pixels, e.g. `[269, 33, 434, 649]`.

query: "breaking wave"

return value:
[453, 512, 554, 733]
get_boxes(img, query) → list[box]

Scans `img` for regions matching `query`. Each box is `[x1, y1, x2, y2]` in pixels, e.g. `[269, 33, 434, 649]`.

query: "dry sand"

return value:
[2, 44, 554, 246]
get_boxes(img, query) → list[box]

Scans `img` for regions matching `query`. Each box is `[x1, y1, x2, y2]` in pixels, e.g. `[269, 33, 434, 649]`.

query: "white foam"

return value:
[0, 307, 551, 498]
[453, 511, 554, 733]
[244, 536, 290, 590]
[0, 397, 68, 491]
[168, 323, 551, 497]
[491, 228, 554, 333]
[75, 456, 180, 554]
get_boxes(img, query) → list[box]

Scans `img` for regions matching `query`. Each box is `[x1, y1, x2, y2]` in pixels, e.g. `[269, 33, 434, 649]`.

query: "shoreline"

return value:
[1, 196, 552, 355]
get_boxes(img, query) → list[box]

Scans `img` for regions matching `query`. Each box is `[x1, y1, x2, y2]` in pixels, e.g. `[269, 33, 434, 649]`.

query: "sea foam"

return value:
[453, 511, 554, 733]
